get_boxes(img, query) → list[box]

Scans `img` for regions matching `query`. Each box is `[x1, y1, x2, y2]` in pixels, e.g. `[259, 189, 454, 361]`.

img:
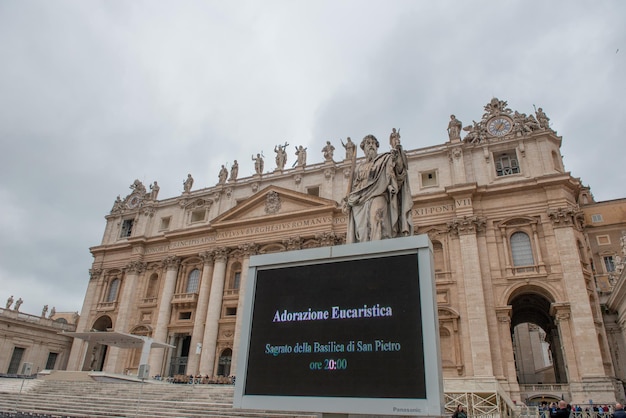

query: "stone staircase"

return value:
[0, 374, 317, 418]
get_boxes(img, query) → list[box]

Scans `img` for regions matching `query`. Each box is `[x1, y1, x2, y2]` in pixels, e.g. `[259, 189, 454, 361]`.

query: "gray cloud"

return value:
[0, 0, 624, 314]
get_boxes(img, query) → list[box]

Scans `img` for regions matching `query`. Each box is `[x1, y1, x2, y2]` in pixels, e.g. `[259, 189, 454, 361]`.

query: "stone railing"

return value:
[0, 308, 76, 331]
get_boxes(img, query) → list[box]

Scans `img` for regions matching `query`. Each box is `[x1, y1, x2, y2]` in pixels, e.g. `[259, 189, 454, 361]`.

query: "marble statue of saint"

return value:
[252, 153, 264, 175]
[42, 304, 48, 318]
[341, 137, 356, 161]
[447, 115, 462, 141]
[295, 145, 307, 167]
[111, 195, 123, 212]
[535, 107, 550, 130]
[6, 295, 13, 309]
[322, 141, 335, 162]
[274, 142, 289, 170]
[50, 306, 56, 318]
[14, 298, 23, 312]
[149, 181, 160, 200]
[229, 160, 239, 181]
[389, 128, 401, 148]
[218, 165, 228, 184]
[183, 174, 194, 193]
[344, 135, 413, 243]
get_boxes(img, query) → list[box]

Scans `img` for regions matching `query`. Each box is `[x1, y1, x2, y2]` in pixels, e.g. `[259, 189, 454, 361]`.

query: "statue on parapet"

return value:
[322, 141, 335, 162]
[447, 115, 463, 141]
[295, 145, 307, 167]
[229, 160, 239, 181]
[252, 153, 264, 175]
[274, 142, 289, 170]
[535, 107, 551, 130]
[50, 306, 56, 319]
[389, 128, 401, 148]
[149, 181, 160, 200]
[6, 295, 13, 309]
[218, 165, 228, 184]
[341, 137, 356, 161]
[343, 135, 413, 243]
[41, 304, 48, 318]
[14, 298, 23, 312]
[183, 174, 194, 193]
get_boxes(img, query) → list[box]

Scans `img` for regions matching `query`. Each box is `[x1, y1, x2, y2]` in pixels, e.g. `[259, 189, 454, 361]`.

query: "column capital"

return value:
[550, 302, 571, 323]
[495, 306, 512, 323]
[447, 216, 487, 236]
[547, 205, 584, 230]
[162, 255, 181, 270]
[89, 268, 102, 281]
[199, 251, 214, 265]
[239, 243, 259, 257]
[213, 248, 228, 262]
[283, 236, 303, 250]
[125, 260, 147, 274]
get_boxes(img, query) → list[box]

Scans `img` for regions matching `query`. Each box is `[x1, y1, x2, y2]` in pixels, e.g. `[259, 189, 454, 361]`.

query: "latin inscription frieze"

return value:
[412, 199, 472, 217]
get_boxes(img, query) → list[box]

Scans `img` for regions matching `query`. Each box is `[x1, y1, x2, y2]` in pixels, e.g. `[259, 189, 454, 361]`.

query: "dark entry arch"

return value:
[509, 291, 567, 384]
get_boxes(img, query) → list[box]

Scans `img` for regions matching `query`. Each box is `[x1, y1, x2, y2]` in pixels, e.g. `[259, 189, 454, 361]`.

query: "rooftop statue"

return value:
[218, 165, 228, 184]
[183, 174, 194, 193]
[343, 135, 413, 243]
[274, 142, 289, 170]
[252, 153, 264, 175]
[295, 145, 307, 167]
[447, 115, 462, 141]
[229, 160, 238, 181]
[322, 141, 335, 162]
[341, 137, 356, 161]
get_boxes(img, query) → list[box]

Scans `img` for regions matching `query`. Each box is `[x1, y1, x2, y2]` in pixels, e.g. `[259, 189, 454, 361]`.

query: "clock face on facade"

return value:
[127, 195, 141, 209]
[487, 117, 513, 137]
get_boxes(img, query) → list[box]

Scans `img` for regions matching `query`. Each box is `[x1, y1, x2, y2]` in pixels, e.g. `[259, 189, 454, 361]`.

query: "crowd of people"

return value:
[152, 374, 235, 385]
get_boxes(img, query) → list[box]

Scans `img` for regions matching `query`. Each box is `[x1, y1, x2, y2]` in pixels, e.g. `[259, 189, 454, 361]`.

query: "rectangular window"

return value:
[179, 312, 192, 320]
[7, 347, 25, 374]
[226, 307, 237, 316]
[596, 235, 610, 245]
[120, 219, 134, 238]
[191, 210, 205, 223]
[159, 217, 171, 230]
[495, 151, 520, 177]
[591, 214, 603, 223]
[45, 352, 58, 370]
[421, 170, 438, 188]
[603, 256, 615, 273]
[306, 186, 320, 197]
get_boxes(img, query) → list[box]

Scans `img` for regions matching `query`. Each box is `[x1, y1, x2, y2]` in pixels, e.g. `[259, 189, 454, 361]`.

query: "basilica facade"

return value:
[67, 98, 623, 405]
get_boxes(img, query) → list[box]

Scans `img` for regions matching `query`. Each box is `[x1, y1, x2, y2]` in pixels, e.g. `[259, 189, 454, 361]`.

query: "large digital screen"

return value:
[234, 235, 443, 416]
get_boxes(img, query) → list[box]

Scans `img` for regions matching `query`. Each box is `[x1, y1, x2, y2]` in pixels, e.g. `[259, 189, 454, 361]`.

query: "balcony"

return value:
[171, 293, 198, 307]
[96, 301, 117, 312]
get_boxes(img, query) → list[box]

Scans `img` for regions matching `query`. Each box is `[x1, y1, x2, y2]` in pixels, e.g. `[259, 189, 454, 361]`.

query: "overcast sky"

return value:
[1, 1, 624, 316]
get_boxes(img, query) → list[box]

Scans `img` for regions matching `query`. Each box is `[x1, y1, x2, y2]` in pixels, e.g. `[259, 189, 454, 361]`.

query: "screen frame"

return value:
[233, 234, 443, 416]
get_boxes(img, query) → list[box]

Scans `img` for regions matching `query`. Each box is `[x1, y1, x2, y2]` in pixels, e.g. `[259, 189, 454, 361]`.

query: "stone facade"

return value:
[0, 307, 77, 375]
[68, 98, 624, 404]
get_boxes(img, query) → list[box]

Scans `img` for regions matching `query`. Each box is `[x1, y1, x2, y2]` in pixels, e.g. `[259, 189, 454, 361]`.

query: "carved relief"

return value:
[265, 191, 281, 214]
[315, 231, 340, 247]
[89, 268, 103, 281]
[213, 248, 229, 262]
[199, 251, 214, 265]
[324, 167, 335, 180]
[239, 243, 259, 257]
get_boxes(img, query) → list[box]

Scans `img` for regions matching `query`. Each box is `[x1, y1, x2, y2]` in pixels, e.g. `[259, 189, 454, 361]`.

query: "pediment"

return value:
[211, 185, 339, 228]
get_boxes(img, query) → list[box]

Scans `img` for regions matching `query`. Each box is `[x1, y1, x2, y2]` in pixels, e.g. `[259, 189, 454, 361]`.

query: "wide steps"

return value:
[0, 378, 316, 418]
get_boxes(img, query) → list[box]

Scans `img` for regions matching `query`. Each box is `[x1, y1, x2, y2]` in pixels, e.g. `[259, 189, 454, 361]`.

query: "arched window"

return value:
[433, 241, 444, 273]
[510, 232, 534, 267]
[146, 273, 159, 298]
[186, 269, 200, 293]
[230, 262, 242, 289]
[106, 279, 120, 302]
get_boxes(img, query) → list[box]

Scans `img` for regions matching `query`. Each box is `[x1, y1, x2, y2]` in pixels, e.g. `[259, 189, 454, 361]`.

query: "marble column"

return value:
[67, 268, 102, 371]
[186, 251, 215, 375]
[148, 256, 180, 376]
[105, 261, 146, 373]
[231, 243, 258, 376]
[199, 248, 228, 376]
[551, 303, 579, 381]
[495, 306, 520, 395]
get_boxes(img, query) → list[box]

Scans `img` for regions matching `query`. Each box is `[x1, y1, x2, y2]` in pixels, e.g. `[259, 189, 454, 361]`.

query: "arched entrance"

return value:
[217, 348, 232, 377]
[509, 291, 567, 385]
[83, 315, 112, 371]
